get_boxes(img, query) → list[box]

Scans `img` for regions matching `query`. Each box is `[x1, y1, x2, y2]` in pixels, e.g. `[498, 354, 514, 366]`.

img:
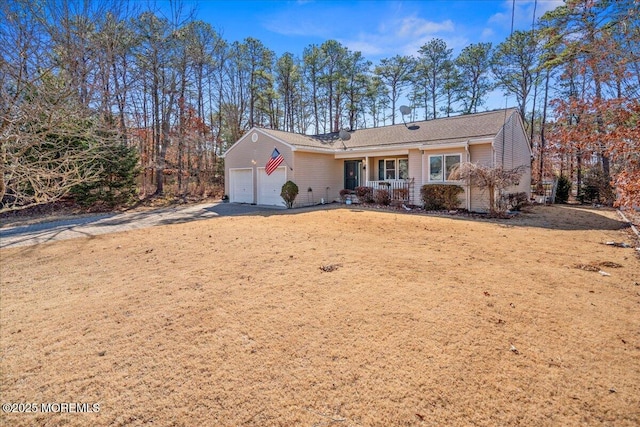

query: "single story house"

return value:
[222, 108, 532, 212]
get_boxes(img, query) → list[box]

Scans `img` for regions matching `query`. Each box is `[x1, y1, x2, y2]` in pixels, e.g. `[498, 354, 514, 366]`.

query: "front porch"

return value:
[342, 156, 413, 202]
[365, 179, 413, 201]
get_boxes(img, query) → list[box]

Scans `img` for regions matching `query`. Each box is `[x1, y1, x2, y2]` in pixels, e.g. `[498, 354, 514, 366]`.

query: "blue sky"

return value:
[175, 0, 563, 60]
[158, 0, 563, 111]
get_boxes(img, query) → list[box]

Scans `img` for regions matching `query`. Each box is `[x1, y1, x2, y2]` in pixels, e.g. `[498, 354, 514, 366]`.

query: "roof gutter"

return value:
[419, 138, 491, 151]
[419, 142, 466, 151]
[334, 148, 414, 159]
[289, 146, 337, 154]
[467, 137, 494, 145]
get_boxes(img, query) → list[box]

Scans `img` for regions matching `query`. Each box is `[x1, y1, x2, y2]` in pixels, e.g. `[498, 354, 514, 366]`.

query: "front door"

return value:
[344, 160, 361, 190]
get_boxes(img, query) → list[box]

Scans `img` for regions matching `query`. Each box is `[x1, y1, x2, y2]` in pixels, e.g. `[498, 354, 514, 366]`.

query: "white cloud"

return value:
[342, 39, 385, 57]
[531, 0, 565, 18]
[488, 11, 508, 26]
[261, 0, 564, 61]
[397, 16, 455, 37]
[340, 14, 457, 59]
[481, 28, 495, 39]
[263, 1, 461, 59]
[489, 0, 564, 30]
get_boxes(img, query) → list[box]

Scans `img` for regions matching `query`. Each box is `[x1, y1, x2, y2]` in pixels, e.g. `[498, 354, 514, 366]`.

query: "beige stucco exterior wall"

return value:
[408, 149, 422, 203]
[468, 143, 493, 212]
[493, 112, 532, 197]
[291, 151, 343, 206]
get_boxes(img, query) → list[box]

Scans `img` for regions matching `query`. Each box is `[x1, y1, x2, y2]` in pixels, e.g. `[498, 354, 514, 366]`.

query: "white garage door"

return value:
[229, 168, 253, 203]
[257, 167, 286, 206]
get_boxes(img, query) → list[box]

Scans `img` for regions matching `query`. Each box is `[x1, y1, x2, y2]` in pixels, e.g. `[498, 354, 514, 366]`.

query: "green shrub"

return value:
[578, 168, 614, 205]
[71, 141, 139, 207]
[579, 182, 600, 204]
[355, 186, 374, 203]
[555, 175, 571, 203]
[420, 184, 463, 210]
[374, 189, 391, 205]
[280, 180, 299, 208]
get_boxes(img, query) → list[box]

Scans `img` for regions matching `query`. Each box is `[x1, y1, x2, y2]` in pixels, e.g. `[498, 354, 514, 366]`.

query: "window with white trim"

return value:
[398, 159, 409, 180]
[429, 154, 461, 182]
[378, 158, 409, 180]
[385, 159, 396, 179]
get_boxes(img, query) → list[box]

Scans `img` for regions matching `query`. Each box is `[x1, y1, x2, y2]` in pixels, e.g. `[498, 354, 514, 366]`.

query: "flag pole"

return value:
[275, 146, 293, 171]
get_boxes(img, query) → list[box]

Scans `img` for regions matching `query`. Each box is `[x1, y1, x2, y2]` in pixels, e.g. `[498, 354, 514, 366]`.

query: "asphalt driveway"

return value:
[0, 202, 289, 249]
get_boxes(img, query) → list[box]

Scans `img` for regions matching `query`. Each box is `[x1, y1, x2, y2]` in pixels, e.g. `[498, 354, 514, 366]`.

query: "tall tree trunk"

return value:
[576, 150, 582, 199]
[312, 77, 319, 135]
[431, 70, 437, 120]
[113, 58, 129, 146]
[593, 79, 609, 180]
[178, 79, 186, 195]
[153, 69, 163, 195]
[538, 69, 550, 184]
[529, 70, 538, 146]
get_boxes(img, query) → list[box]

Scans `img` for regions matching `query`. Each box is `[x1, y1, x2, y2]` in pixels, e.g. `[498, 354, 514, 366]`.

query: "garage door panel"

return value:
[230, 169, 253, 203]
[257, 167, 286, 206]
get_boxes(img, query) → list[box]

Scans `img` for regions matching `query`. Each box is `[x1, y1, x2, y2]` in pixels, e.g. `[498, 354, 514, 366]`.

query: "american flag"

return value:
[265, 148, 284, 175]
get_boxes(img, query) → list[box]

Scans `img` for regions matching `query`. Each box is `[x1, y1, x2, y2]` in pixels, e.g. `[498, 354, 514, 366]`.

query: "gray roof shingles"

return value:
[258, 108, 518, 151]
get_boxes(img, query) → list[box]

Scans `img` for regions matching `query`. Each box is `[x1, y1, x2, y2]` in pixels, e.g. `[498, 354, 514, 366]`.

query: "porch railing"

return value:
[365, 180, 411, 201]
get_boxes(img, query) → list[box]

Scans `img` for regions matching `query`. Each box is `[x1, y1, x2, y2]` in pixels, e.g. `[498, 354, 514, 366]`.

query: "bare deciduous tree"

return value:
[2, 76, 107, 211]
[450, 162, 526, 215]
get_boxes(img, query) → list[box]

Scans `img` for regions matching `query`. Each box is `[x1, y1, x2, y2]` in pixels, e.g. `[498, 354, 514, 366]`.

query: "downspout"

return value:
[501, 112, 507, 168]
[420, 150, 425, 206]
[252, 148, 257, 205]
[492, 144, 497, 213]
[465, 141, 471, 211]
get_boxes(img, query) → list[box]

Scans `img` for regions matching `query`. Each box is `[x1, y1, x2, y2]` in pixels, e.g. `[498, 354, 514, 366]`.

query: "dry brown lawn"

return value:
[1, 205, 639, 426]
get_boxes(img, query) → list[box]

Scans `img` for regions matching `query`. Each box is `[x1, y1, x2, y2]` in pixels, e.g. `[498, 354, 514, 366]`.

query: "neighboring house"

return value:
[222, 108, 531, 212]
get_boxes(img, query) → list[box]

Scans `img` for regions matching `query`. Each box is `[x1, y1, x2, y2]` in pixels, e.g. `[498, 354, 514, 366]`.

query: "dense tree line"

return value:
[541, 0, 640, 207]
[1, 0, 638, 210]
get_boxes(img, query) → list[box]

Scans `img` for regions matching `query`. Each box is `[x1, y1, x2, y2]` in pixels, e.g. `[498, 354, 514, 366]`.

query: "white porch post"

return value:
[365, 156, 369, 185]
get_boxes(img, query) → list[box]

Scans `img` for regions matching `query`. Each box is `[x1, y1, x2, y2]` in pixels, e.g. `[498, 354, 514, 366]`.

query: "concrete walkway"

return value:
[0, 202, 287, 249]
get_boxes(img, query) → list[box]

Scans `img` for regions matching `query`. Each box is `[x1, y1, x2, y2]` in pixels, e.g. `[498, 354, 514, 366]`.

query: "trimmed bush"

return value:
[374, 189, 391, 205]
[420, 184, 463, 210]
[280, 180, 299, 208]
[355, 186, 374, 203]
[555, 175, 571, 203]
[339, 188, 354, 202]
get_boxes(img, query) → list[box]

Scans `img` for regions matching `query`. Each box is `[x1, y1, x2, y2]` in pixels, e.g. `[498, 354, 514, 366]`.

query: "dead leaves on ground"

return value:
[574, 261, 623, 272]
[320, 264, 342, 272]
[599, 261, 624, 268]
